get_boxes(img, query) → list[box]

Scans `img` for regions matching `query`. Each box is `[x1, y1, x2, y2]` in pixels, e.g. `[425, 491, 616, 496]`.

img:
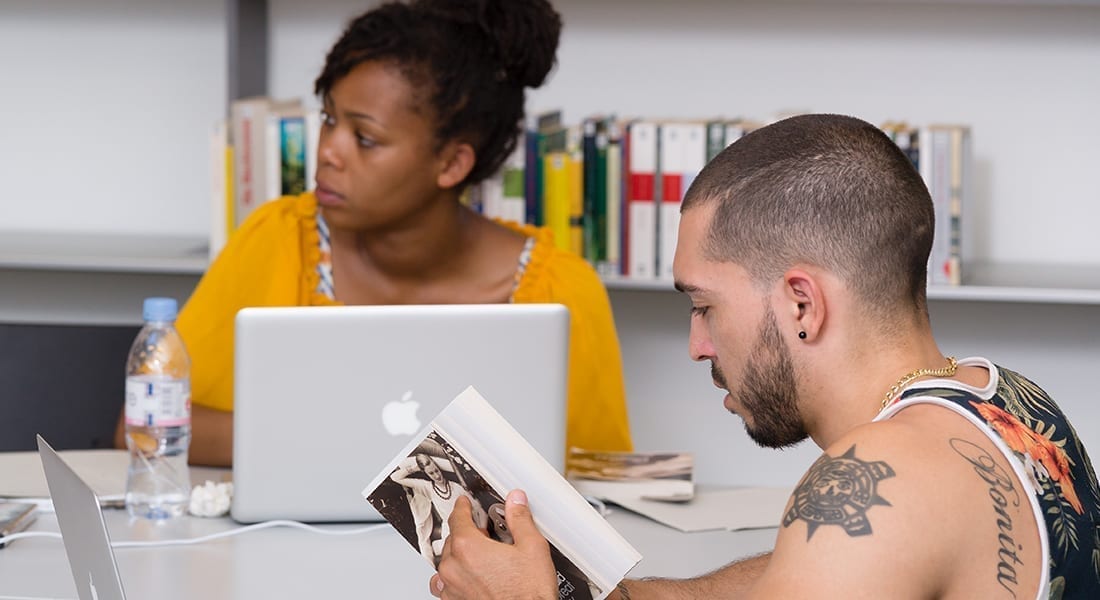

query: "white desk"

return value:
[0, 468, 777, 599]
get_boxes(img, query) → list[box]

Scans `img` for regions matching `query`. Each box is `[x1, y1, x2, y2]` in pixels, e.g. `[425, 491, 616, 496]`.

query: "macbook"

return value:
[37, 434, 127, 600]
[231, 303, 569, 523]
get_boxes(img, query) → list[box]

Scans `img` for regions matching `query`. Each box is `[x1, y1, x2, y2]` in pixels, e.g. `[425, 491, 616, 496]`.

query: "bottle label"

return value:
[124, 377, 191, 427]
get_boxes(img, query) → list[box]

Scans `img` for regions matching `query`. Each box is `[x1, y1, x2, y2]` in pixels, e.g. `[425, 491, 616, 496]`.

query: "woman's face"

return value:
[314, 60, 448, 232]
[417, 455, 445, 485]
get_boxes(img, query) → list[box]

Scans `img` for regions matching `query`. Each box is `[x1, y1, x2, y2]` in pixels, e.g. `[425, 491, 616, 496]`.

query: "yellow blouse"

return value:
[178, 193, 633, 453]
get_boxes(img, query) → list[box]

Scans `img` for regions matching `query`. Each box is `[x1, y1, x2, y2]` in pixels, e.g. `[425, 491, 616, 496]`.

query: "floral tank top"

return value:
[877, 356, 1100, 599]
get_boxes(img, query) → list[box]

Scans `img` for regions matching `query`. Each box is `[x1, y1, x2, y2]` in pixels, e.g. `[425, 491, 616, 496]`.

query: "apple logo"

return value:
[87, 572, 99, 600]
[381, 390, 421, 436]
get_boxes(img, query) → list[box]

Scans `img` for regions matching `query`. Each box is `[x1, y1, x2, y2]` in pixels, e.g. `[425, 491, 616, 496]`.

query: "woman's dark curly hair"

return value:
[314, 0, 561, 188]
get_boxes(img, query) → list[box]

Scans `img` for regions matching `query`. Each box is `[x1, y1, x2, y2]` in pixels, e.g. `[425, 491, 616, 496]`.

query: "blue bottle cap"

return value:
[143, 297, 179, 322]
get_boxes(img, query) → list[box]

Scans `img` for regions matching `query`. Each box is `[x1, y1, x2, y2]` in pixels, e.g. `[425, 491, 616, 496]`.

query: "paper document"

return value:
[605, 485, 792, 533]
[0, 449, 128, 504]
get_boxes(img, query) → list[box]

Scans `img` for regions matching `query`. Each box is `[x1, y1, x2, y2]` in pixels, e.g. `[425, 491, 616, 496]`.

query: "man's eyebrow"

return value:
[673, 281, 703, 295]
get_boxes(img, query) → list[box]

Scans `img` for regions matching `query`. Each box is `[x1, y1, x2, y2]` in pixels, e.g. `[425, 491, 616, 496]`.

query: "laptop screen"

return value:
[37, 435, 127, 600]
[231, 303, 569, 523]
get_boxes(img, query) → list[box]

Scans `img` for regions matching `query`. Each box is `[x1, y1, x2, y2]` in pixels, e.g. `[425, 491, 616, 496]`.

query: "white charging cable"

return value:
[0, 520, 386, 549]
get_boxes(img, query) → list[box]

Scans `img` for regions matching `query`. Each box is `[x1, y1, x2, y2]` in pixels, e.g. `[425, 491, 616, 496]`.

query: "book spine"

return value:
[230, 100, 256, 228]
[603, 122, 622, 276]
[627, 121, 658, 279]
[928, 127, 952, 286]
[658, 122, 707, 280]
[582, 117, 599, 263]
[658, 123, 684, 281]
[524, 122, 540, 226]
[501, 131, 526, 224]
[543, 151, 571, 252]
[568, 127, 585, 257]
[265, 111, 281, 199]
[305, 108, 321, 192]
[947, 127, 969, 286]
[209, 119, 229, 260]
[706, 119, 727, 162]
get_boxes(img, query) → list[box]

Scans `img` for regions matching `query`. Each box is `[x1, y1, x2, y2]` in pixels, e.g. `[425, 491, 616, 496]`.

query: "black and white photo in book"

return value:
[367, 430, 601, 600]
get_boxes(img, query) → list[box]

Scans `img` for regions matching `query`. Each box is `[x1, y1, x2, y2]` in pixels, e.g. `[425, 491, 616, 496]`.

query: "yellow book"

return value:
[567, 149, 584, 256]
[542, 152, 571, 251]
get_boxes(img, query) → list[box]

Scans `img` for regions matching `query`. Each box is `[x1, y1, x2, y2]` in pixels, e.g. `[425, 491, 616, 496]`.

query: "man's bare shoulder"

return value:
[748, 405, 1043, 599]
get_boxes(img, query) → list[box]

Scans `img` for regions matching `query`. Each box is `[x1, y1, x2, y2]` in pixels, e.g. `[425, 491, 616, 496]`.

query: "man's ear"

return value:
[436, 141, 476, 190]
[783, 267, 826, 343]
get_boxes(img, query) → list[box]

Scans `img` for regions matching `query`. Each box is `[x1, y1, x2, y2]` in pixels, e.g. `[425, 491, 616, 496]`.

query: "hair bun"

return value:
[414, 0, 561, 89]
[478, 0, 561, 88]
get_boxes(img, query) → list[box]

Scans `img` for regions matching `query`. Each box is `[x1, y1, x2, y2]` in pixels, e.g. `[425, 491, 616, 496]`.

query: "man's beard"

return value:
[714, 306, 807, 449]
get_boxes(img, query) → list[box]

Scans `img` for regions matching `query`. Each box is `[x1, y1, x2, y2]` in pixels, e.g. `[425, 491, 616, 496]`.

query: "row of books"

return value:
[210, 97, 320, 258]
[470, 113, 971, 286]
[209, 99, 970, 287]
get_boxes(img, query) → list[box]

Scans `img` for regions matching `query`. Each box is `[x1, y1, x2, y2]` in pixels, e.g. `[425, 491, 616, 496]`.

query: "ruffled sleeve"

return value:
[503, 221, 634, 454]
[177, 194, 318, 412]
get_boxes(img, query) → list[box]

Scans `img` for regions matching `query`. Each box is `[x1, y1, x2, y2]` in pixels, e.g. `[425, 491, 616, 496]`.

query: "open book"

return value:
[362, 386, 641, 600]
[567, 448, 695, 503]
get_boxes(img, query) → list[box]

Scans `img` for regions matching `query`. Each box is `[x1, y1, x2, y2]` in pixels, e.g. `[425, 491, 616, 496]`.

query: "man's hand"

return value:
[430, 489, 558, 599]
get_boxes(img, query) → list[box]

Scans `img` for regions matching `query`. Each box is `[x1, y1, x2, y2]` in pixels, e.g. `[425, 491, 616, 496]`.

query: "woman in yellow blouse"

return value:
[116, 0, 632, 466]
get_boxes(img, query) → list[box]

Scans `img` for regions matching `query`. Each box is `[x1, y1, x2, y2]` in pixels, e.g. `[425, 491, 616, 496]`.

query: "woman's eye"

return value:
[319, 110, 335, 127]
[690, 306, 709, 317]
[356, 134, 376, 148]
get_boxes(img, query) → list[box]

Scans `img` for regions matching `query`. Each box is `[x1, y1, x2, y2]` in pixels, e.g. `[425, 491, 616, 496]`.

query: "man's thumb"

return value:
[504, 489, 543, 547]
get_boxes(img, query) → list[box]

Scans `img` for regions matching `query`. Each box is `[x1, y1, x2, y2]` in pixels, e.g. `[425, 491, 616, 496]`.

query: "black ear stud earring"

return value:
[798, 331, 807, 340]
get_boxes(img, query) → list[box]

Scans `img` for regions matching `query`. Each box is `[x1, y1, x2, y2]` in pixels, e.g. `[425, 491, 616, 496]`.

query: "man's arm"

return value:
[114, 404, 234, 467]
[612, 553, 771, 599]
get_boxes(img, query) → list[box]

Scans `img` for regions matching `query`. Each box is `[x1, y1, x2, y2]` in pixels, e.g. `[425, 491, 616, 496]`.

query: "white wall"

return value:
[0, 0, 225, 236]
[5, 0, 1096, 262]
[268, 0, 1100, 267]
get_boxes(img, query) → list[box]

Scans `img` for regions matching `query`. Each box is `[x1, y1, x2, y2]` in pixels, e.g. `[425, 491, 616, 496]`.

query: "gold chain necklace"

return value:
[881, 356, 958, 411]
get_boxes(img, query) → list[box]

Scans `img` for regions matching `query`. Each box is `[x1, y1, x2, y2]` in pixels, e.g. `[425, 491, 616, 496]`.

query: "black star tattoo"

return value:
[783, 445, 895, 540]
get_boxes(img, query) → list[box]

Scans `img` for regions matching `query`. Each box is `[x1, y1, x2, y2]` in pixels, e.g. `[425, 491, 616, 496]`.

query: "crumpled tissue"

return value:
[189, 480, 234, 518]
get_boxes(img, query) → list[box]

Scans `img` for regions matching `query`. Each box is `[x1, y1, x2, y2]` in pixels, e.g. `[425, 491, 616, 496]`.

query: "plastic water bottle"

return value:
[123, 297, 192, 520]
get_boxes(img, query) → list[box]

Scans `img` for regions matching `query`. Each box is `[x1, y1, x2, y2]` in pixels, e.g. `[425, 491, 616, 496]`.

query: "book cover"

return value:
[280, 112, 308, 196]
[363, 386, 641, 600]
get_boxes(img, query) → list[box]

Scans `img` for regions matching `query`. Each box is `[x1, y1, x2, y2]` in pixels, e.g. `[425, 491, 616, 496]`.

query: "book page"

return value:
[367, 430, 602, 599]
[363, 386, 640, 600]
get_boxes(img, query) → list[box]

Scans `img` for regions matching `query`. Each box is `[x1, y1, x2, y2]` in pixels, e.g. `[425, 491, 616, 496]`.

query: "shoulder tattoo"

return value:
[783, 445, 896, 540]
[949, 437, 1024, 597]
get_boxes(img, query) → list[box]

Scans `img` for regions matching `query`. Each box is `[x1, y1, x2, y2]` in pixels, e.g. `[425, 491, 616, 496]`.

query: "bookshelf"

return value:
[2, 0, 1098, 485]
[604, 264, 1100, 306]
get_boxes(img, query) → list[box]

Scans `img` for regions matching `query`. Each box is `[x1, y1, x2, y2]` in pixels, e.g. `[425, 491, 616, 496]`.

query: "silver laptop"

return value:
[231, 303, 570, 523]
[37, 434, 126, 600]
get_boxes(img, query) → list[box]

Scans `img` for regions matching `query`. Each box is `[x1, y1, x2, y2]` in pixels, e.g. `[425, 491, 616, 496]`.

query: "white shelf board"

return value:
[603, 262, 1100, 305]
[0, 231, 209, 275]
